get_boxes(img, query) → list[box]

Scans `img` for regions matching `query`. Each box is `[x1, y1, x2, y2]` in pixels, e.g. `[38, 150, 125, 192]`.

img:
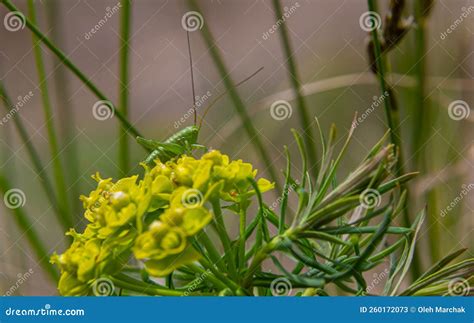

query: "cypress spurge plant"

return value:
[50, 120, 472, 296]
[2, 0, 471, 297]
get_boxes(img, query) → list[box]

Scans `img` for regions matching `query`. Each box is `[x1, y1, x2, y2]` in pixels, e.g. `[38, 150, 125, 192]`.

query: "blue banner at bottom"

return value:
[0, 297, 472, 323]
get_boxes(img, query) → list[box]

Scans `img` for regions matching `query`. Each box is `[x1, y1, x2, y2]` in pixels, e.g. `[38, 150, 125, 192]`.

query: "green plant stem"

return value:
[196, 231, 225, 272]
[414, 0, 439, 270]
[279, 146, 291, 234]
[367, 0, 418, 276]
[0, 82, 70, 230]
[367, 0, 402, 158]
[238, 204, 247, 271]
[0, 175, 59, 282]
[272, 0, 318, 179]
[186, 263, 228, 291]
[0, 0, 142, 139]
[110, 275, 184, 296]
[198, 258, 241, 292]
[243, 232, 290, 288]
[118, 0, 132, 177]
[211, 199, 237, 277]
[27, 0, 72, 228]
[186, 0, 281, 193]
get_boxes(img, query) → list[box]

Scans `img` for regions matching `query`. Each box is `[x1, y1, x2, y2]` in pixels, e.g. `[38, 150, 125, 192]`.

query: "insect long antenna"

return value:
[199, 66, 264, 128]
[186, 30, 197, 125]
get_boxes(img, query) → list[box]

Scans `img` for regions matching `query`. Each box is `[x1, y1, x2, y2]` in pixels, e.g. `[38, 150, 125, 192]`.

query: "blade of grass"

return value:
[400, 259, 474, 296]
[1, 0, 142, 138]
[291, 129, 307, 187]
[279, 146, 291, 234]
[0, 82, 71, 230]
[413, 0, 440, 265]
[367, 1, 401, 151]
[27, 0, 72, 227]
[118, 0, 132, 177]
[366, 0, 407, 188]
[390, 208, 425, 295]
[45, 0, 81, 219]
[0, 175, 59, 282]
[186, 0, 281, 193]
[367, 0, 419, 277]
[271, 0, 318, 180]
[416, 248, 467, 282]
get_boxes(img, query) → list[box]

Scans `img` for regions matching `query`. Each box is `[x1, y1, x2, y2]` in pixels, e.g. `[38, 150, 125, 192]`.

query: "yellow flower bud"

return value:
[133, 221, 187, 260]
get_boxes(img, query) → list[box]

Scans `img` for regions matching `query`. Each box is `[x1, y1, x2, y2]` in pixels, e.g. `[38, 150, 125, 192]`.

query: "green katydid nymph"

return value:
[136, 32, 263, 164]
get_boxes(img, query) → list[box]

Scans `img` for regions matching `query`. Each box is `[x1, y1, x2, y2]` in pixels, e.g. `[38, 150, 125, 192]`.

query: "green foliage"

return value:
[0, 0, 472, 297]
[48, 120, 473, 296]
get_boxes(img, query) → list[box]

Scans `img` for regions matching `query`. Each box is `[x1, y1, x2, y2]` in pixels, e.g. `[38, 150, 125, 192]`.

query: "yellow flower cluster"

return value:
[51, 150, 273, 295]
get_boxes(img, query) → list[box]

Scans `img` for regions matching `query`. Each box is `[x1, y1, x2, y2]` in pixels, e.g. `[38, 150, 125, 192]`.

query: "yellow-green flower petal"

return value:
[133, 221, 187, 260]
[144, 245, 201, 277]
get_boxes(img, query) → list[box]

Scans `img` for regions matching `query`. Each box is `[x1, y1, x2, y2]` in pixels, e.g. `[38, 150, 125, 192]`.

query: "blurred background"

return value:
[0, 0, 472, 295]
